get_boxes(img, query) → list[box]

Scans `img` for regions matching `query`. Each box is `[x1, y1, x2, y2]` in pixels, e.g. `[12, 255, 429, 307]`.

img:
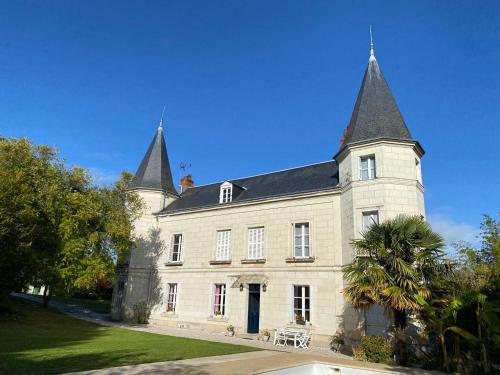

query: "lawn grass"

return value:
[26, 294, 111, 314]
[0, 299, 260, 375]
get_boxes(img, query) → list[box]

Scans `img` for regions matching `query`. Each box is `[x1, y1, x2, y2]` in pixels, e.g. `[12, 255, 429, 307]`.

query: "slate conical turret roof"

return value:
[130, 119, 177, 195]
[341, 43, 413, 147]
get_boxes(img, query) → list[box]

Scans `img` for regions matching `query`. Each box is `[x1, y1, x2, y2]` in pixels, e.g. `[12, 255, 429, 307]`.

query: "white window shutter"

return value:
[176, 283, 181, 312]
[169, 235, 174, 261]
[209, 284, 215, 316]
[163, 283, 168, 311]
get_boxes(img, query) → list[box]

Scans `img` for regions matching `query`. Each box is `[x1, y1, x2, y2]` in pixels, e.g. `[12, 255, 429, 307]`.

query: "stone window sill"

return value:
[160, 312, 179, 318]
[165, 261, 184, 266]
[209, 260, 231, 265]
[285, 257, 315, 263]
[207, 315, 228, 322]
[286, 322, 314, 329]
[241, 258, 266, 264]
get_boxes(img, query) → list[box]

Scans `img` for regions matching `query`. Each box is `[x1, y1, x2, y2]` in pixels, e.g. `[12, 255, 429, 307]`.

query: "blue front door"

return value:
[247, 284, 260, 333]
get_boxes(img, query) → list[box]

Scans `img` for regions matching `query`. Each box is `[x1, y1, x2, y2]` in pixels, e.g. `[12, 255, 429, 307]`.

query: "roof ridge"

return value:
[181, 160, 336, 190]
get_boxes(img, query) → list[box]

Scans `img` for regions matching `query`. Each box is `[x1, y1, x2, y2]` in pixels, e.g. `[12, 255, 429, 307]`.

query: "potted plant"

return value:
[295, 314, 306, 325]
[166, 307, 175, 315]
[330, 330, 345, 352]
[226, 324, 235, 336]
[260, 329, 271, 342]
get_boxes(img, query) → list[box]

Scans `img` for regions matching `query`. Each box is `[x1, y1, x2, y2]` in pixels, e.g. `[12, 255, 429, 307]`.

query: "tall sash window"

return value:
[170, 234, 183, 262]
[213, 284, 226, 316]
[166, 283, 177, 312]
[247, 227, 264, 259]
[294, 223, 310, 258]
[216, 230, 231, 260]
[293, 285, 310, 323]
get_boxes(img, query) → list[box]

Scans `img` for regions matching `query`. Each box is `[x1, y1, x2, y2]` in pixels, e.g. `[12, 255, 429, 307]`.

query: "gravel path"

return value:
[12, 292, 110, 322]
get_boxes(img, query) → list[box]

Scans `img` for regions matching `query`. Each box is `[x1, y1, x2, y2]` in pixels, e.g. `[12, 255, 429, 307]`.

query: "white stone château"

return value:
[111, 44, 425, 347]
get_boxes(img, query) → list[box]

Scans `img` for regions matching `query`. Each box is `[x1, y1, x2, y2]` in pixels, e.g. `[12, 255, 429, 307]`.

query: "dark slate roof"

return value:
[130, 126, 177, 194]
[342, 56, 413, 146]
[161, 160, 339, 214]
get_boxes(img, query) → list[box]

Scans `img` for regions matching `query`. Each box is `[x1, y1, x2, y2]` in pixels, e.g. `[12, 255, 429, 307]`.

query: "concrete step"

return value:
[236, 333, 260, 340]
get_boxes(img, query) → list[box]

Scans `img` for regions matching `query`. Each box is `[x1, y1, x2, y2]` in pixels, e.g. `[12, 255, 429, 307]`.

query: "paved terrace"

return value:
[64, 350, 441, 375]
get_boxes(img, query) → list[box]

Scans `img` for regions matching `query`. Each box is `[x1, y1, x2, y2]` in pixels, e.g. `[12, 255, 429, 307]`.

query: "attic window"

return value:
[219, 182, 233, 204]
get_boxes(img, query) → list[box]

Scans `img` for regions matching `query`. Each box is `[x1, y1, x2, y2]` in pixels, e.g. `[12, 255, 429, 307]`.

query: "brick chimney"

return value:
[179, 174, 194, 193]
[340, 127, 348, 147]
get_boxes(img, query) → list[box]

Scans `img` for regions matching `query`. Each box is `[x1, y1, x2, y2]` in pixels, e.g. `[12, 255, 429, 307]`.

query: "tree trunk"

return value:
[393, 309, 408, 365]
[393, 309, 407, 330]
[440, 333, 450, 372]
[362, 308, 368, 336]
[42, 285, 51, 308]
[477, 309, 490, 373]
[454, 335, 463, 372]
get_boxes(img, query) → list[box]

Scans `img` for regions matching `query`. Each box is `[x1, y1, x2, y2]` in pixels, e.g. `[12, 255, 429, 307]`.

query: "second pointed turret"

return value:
[130, 117, 177, 195]
[341, 33, 413, 148]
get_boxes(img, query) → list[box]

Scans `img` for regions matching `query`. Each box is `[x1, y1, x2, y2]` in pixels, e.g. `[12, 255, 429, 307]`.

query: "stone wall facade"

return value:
[116, 140, 425, 348]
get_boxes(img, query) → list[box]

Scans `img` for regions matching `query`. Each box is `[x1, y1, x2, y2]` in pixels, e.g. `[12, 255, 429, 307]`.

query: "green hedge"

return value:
[356, 335, 393, 364]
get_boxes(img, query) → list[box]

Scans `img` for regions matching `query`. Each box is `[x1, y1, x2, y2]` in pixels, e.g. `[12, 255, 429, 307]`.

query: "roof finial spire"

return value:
[159, 106, 166, 130]
[369, 25, 376, 62]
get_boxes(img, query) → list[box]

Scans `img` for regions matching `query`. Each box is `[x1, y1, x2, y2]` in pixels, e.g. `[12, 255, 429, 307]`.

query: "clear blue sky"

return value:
[1, 1, 498, 246]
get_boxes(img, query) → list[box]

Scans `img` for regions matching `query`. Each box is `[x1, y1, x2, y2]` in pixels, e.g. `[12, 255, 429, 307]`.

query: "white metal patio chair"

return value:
[273, 329, 287, 346]
[296, 330, 311, 349]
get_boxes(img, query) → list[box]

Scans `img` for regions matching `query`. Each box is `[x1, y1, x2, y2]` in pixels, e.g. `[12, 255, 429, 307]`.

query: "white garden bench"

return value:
[273, 328, 311, 349]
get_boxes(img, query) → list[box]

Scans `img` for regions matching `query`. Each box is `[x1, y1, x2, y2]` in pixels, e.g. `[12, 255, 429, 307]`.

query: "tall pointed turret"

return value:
[341, 32, 413, 148]
[130, 116, 177, 195]
[336, 34, 426, 340]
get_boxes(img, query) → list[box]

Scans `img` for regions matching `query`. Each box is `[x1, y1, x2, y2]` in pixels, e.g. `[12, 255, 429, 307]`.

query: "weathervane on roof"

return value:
[180, 162, 191, 174]
[159, 106, 166, 130]
[369, 25, 376, 62]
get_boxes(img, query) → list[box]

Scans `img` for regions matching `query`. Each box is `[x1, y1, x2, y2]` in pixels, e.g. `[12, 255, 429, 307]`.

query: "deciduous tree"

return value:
[0, 136, 143, 306]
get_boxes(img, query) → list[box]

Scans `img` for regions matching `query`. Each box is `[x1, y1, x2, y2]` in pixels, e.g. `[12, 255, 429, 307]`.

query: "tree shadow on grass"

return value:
[0, 301, 152, 374]
[1, 299, 245, 375]
[0, 350, 212, 375]
[0, 299, 108, 351]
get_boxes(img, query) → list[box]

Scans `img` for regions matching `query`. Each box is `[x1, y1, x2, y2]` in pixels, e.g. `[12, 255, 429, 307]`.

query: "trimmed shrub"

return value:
[353, 346, 367, 361]
[359, 335, 393, 364]
[330, 330, 345, 352]
[132, 301, 151, 324]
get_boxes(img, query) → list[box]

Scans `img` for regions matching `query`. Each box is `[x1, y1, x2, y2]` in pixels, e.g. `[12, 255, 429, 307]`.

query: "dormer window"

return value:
[219, 182, 233, 203]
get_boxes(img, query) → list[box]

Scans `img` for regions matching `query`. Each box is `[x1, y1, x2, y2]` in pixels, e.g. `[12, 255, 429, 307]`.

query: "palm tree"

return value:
[343, 215, 447, 332]
[460, 291, 500, 373]
[415, 295, 478, 372]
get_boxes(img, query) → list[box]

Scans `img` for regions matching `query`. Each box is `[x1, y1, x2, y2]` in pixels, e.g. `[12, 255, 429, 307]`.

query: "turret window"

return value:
[362, 211, 379, 231]
[360, 155, 376, 180]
